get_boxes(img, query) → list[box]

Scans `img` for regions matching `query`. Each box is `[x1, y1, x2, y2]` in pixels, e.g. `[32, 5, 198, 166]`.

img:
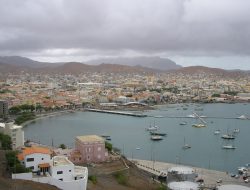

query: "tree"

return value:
[59, 144, 66, 149]
[0, 133, 12, 150]
[105, 141, 112, 152]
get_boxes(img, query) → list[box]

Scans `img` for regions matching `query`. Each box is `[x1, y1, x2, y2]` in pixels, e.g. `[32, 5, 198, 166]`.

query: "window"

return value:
[27, 158, 34, 162]
[41, 158, 44, 160]
[59, 178, 63, 181]
[57, 171, 63, 174]
[69, 170, 71, 172]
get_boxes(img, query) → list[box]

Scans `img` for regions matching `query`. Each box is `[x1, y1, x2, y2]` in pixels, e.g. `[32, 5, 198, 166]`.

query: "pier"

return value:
[84, 108, 147, 117]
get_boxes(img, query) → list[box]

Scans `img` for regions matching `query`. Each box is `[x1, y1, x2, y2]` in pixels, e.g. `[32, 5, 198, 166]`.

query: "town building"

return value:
[0, 100, 8, 118]
[0, 121, 24, 149]
[71, 135, 108, 164]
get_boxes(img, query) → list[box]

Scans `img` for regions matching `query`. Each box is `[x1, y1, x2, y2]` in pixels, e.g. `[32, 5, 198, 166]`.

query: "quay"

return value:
[132, 159, 250, 188]
[84, 108, 147, 117]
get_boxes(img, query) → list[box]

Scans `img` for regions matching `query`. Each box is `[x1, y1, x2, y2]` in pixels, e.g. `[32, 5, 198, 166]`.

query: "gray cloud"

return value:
[0, 0, 250, 60]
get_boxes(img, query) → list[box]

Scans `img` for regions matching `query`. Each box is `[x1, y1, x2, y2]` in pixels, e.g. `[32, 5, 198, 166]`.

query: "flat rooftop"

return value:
[52, 156, 72, 166]
[76, 135, 104, 143]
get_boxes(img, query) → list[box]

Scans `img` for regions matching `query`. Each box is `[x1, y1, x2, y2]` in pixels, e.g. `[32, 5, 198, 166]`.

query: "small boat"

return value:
[233, 129, 240, 133]
[183, 107, 188, 110]
[214, 130, 221, 135]
[146, 126, 158, 131]
[151, 135, 163, 141]
[187, 114, 196, 118]
[179, 121, 187, 125]
[221, 134, 235, 140]
[101, 134, 111, 141]
[192, 123, 206, 128]
[182, 137, 191, 149]
[222, 145, 236, 149]
[136, 147, 141, 150]
[154, 115, 164, 118]
[237, 115, 248, 120]
[150, 132, 167, 136]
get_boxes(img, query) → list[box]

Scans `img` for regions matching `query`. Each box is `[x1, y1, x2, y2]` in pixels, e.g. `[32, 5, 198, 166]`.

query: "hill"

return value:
[87, 56, 181, 71]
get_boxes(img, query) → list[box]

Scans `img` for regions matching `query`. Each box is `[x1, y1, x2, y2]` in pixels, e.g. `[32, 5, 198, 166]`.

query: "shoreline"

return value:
[21, 110, 75, 127]
[132, 159, 250, 187]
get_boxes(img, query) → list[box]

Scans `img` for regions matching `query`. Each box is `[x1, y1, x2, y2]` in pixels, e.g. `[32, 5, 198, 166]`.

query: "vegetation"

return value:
[224, 91, 238, 96]
[0, 89, 12, 94]
[113, 171, 129, 186]
[212, 93, 221, 97]
[156, 185, 168, 190]
[59, 144, 66, 149]
[15, 112, 36, 125]
[88, 175, 98, 184]
[0, 133, 12, 150]
[5, 151, 31, 173]
[9, 104, 35, 114]
[105, 141, 112, 152]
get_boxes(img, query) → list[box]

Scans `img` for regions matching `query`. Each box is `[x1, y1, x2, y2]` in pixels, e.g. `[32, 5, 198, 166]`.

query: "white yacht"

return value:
[222, 145, 236, 149]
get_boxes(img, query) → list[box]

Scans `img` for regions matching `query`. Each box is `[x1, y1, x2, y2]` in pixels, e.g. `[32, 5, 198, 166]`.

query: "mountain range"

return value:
[0, 56, 249, 77]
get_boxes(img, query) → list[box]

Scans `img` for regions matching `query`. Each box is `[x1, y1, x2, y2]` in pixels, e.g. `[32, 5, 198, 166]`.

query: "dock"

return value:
[84, 108, 147, 117]
[131, 159, 250, 188]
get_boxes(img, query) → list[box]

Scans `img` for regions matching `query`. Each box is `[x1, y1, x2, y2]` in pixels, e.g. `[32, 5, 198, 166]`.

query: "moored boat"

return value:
[222, 145, 236, 149]
[151, 135, 163, 141]
[192, 123, 206, 128]
[214, 130, 221, 135]
[150, 131, 167, 136]
[221, 134, 235, 140]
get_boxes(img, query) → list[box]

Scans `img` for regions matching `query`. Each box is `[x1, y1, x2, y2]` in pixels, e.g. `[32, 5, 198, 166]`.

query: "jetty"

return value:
[84, 108, 147, 117]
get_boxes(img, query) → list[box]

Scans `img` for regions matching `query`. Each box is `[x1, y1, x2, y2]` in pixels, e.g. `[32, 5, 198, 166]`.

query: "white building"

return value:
[15, 147, 88, 190]
[0, 121, 24, 149]
[168, 181, 199, 190]
[18, 146, 52, 172]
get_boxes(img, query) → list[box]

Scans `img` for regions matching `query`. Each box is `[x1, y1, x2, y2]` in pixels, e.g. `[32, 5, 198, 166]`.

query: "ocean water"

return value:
[24, 103, 250, 172]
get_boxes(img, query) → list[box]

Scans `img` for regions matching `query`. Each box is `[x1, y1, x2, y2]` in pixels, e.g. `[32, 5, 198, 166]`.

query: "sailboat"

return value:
[222, 144, 236, 149]
[146, 122, 158, 131]
[182, 138, 191, 149]
[192, 112, 207, 128]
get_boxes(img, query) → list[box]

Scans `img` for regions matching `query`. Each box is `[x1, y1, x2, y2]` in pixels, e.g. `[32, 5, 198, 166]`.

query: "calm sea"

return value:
[24, 103, 250, 172]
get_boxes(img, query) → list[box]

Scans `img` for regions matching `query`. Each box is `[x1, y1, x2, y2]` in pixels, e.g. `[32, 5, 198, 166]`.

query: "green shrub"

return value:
[105, 141, 112, 152]
[88, 175, 97, 184]
[0, 133, 12, 150]
[113, 171, 128, 186]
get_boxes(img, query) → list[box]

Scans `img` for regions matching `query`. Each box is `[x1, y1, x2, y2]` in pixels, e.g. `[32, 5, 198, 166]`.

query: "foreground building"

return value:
[0, 121, 24, 149]
[15, 146, 88, 190]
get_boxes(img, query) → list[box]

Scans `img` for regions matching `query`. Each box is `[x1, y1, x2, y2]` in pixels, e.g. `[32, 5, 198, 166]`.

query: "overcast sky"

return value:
[0, 0, 250, 69]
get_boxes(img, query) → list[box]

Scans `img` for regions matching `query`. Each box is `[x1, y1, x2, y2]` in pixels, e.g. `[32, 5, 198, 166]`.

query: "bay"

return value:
[24, 103, 250, 172]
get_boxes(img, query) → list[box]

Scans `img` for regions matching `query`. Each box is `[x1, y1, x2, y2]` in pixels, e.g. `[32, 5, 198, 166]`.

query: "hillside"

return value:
[87, 56, 181, 71]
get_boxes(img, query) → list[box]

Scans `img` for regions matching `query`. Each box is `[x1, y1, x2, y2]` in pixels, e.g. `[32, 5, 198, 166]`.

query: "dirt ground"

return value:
[87, 159, 164, 190]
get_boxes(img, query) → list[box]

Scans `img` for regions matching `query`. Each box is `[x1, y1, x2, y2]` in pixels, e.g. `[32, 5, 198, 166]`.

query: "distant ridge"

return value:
[87, 56, 182, 71]
[0, 56, 249, 77]
[174, 66, 248, 78]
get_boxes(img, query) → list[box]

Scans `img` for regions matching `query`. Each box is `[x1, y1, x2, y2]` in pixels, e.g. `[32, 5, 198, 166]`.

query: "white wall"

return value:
[12, 172, 88, 190]
[25, 153, 51, 171]
[50, 163, 74, 181]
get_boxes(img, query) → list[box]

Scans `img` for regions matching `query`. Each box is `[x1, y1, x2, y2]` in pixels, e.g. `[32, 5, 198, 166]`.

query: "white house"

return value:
[15, 147, 88, 190]
[0, 121, 24, 149]
[18, 146, 52, 172]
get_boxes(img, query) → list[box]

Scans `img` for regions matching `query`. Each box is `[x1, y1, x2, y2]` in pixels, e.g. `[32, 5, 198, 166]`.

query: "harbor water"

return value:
[24, 103, 250, 173]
